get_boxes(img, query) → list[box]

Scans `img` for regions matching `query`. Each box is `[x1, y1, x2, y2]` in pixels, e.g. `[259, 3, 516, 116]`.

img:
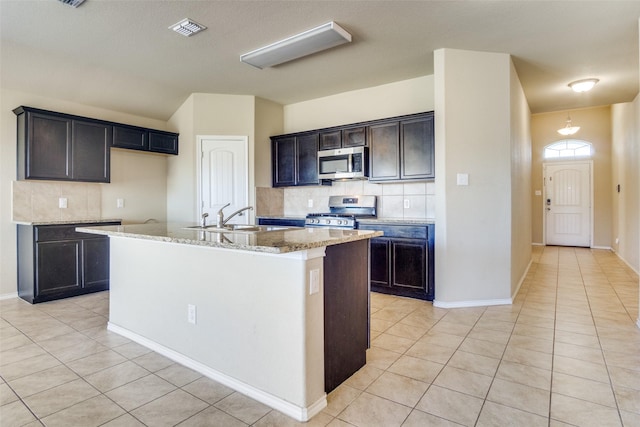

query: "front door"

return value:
[544, 162, 591, 247]
[200, 136, 249, 226]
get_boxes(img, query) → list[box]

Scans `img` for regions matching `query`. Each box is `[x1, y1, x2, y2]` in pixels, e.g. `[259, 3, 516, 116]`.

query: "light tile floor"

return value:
[1, 246, 639, 426]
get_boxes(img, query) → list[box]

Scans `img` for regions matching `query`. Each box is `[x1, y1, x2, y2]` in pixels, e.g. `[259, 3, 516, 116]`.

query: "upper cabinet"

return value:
[369, 112, 434, 182]
[14, 106, 179, 183]
[319, 126, 367, 150]
[271, 111, 434, 187]
[112, 124, 179, 155]
[272, 133, 319, 187]
[15, 107, 111, 183]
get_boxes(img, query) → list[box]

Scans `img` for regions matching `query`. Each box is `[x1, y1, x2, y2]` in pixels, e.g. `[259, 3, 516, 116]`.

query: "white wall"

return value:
[611, 98, 640, 274]
[284, 76, 434, 133]
[434, 48, 530, 306]
[510, 61, 533, 296]
[167, 94, 257, 223]
[0, 89, 170, 298]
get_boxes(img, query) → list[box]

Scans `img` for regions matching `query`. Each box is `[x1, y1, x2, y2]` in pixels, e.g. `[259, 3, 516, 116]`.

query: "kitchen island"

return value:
[77, 223, 382, 422]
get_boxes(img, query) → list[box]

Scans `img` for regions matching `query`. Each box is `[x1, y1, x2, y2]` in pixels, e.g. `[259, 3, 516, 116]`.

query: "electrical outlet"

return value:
[58, 197, 67, 209]
[116, 198, 125, 208]
[615, 237, 619, 245]
[308, 199, 314, 208]
[187, 304, 197, 324]
[403, 199, 410, 209]
[309, 269, 320, 295]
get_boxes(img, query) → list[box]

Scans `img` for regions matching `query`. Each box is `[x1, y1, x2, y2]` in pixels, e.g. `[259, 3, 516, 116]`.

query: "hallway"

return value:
[1, 246, 639, 426]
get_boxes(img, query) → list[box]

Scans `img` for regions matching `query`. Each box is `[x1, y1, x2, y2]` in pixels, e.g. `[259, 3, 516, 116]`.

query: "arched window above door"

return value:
[544, 139, 593, 159]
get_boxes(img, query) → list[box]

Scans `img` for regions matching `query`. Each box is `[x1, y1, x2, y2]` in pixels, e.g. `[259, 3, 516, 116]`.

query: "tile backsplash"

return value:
[12, 180, 102, 222]
[258, 180, 435, 219]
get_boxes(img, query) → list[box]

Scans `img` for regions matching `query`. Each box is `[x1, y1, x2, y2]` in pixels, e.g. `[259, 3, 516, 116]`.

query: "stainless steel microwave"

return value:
[318, 146, 368, 180]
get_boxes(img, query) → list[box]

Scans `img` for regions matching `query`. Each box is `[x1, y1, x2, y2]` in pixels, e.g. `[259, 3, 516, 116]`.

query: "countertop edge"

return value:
[77, 224, 383, 254]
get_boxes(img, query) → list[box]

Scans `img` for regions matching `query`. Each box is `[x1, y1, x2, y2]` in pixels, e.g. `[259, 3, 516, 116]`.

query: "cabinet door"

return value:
[370, 237, 391, 287]
[272, 136, 296, 187]
[82, 237, 110, 290]
[36, 240, 81, 298]
[27, 112, 72, 180]
[401, 114, 434, 180]
[368, 121, 400, 181]
[342, 126, 366, 147]
[392, 239, 426, 291]
[296, 133, 319, 186]
[113, 125, 148, 150]
[149, 131, 178, 155]
[72, 120, 111, 182]
[319, 130, 341, 150]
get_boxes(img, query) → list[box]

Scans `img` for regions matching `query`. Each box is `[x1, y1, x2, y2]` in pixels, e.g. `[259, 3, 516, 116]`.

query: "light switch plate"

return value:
[308, 199, 313, 208]
[117, 198, 125, 208]
[187, 304, 197, 324]
[456, 173, 469, 186]
[58, 197, 67, 209]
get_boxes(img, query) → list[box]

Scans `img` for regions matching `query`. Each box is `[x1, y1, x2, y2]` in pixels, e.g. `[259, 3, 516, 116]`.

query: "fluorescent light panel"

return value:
[240, 22, 352, 69]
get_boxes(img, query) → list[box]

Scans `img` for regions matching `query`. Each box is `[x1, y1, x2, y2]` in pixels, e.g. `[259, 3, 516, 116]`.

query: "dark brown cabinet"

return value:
[319, 126, 366, 150]
[271, 111, 434, 187]
[271, 133, 319, 187]
[17, 221, 120, 304]
[369, 121, 400, 181]
[112, 124, 179, 155]
[359, 222, 434, 300]
[369, 112, 435, 182]
[15, 107, 111, 182]
[323, 239, 369, 392]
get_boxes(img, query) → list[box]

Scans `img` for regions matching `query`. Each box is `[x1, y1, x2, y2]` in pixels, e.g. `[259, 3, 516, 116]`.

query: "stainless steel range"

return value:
[305, 195, 377, 229]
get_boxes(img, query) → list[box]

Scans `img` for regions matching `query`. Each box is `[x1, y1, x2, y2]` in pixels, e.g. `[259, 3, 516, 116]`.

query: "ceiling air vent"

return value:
[169, 18, 207, 37]
[57, 0, 86, 7]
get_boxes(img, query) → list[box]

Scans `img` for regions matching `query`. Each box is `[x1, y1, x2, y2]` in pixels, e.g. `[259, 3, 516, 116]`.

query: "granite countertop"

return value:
[14, 218, 122, 226]
[77, 223, 383, 254]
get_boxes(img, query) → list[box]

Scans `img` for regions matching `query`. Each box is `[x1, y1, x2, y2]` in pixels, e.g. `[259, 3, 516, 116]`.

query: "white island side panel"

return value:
[107, 236, 325, 419]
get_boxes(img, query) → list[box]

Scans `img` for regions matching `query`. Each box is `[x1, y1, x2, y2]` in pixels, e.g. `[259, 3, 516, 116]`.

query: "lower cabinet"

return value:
[17, 221, 120, 304]
[359, 223, 434, 300]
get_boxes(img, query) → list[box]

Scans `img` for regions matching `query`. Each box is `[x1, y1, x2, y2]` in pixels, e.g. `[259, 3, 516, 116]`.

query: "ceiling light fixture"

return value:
[568, 78, 599, 93]
[170, 18, 207, 37]
[557, 114, 580, 136]
[57, 0, 86, 7]
[240, 21, 352, 69]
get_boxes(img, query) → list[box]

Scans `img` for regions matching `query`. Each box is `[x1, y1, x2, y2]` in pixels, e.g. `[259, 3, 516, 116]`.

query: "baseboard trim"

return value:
[0, 293, 18, 301]
[511, 258, 533, 301]
[532, 242, 544, 246]
[107, 322, 326, 422]
[591, 245, 612, 250]
[611, 250, 640, 276]
[433, 298, 512, 309]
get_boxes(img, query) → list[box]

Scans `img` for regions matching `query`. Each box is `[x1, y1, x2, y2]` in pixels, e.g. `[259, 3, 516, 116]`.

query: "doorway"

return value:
[198, 136, 250, 226]
[543, 161, 592, 247]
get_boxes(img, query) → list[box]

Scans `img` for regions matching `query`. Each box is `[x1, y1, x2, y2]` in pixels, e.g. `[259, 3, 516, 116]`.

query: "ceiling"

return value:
[1, 1, 639, 121]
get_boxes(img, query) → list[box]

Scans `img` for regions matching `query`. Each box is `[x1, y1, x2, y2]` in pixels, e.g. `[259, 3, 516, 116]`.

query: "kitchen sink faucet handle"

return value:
[216, 203, 231, 227]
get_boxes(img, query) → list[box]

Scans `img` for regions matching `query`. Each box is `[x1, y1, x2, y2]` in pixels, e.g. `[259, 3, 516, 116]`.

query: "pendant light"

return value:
[557, 114, 580, 136]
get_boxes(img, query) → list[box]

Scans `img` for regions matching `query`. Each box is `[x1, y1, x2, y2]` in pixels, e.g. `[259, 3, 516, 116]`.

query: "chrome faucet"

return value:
[201, 212, 209, 228]
[216, 203, 254, 228]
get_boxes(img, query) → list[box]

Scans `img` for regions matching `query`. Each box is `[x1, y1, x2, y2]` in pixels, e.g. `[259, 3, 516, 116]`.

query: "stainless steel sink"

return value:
[183, 225, 295, 233]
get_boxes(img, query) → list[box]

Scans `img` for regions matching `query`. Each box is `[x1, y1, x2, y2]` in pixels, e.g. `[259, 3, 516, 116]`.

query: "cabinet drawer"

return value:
[35, 222, 120, 242]
[358, 223, 427, 239]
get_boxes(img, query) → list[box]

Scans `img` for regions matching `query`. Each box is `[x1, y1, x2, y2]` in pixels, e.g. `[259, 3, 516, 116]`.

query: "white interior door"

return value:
[200, 136, 249, 226]
[544, 162, 591, 247]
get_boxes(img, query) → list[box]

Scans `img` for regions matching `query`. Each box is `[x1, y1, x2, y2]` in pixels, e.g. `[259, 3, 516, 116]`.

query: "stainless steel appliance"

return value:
[317, 147, 368, 180]
[305, 195, 376, 229]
